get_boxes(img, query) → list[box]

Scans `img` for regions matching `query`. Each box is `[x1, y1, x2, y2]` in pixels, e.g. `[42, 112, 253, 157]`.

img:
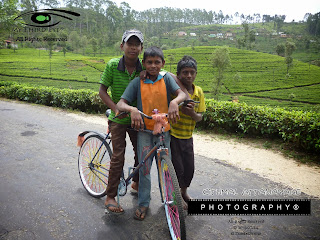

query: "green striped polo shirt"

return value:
[99, 56, 143, 124]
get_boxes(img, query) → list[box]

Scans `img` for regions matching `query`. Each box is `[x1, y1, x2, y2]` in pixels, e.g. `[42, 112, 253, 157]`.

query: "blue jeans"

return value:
[137, 131, 171, 207]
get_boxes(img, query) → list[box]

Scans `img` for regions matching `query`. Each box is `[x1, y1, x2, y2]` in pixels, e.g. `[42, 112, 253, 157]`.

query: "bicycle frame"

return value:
[79, 100, 200, 188]
[125, 130, 168, 187]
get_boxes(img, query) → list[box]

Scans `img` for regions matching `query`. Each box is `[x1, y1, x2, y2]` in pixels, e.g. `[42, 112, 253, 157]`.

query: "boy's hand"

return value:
[181, 102, 195, 116]
[115, 108, 128, 119]
[139, 70, 147, 80]
[168, 101, 180, 125]
[130, 108, 144, 130]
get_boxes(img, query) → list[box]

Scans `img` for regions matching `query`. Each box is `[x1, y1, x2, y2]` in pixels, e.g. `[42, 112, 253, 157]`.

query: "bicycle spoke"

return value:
[78, 135, 112, 198]
[160, 155, 185, 240]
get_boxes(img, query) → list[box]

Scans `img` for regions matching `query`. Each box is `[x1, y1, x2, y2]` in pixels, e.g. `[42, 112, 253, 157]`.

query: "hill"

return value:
[160, 22, 319, 64]
[0, 47, 319, 111]
[163, 47, 320, 110]
[3, 5, 319, 65]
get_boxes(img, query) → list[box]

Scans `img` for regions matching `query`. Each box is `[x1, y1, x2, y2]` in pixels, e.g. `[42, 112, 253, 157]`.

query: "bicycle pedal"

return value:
[118, 178, 127, 196]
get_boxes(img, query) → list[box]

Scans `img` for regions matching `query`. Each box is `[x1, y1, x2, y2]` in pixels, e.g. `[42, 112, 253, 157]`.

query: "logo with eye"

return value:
[14, 9, 80, 28]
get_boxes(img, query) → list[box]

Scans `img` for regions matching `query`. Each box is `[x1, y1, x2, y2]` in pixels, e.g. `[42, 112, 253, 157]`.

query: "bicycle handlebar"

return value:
[178, 99, 200, 107]
[137, 110, 153, 119]
[111, 99, 200, 119]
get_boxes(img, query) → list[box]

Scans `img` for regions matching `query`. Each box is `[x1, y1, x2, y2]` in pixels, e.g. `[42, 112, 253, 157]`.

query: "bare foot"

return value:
[181, 187, 192, 203]
[131, 181, 139, 191]
[182, 199, 188, 210]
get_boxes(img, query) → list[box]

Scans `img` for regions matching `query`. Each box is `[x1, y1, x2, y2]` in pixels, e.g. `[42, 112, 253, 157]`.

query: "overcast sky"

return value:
[112, 0, 320, 22]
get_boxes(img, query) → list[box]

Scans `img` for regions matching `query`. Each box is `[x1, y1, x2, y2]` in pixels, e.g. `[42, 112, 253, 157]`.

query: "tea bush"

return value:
[0, 81, 106, 113]
[1, 81, 319, 153]
[200, 99, 320, 153]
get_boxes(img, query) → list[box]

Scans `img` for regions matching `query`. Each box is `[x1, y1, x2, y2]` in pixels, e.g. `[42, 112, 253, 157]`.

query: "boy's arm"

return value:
[99, 84, 117, 113]
[99, 84, 129, 119]
[168, 88, 186, 125]
[117, 99, 144, 130]
[168, 72, 191, 100]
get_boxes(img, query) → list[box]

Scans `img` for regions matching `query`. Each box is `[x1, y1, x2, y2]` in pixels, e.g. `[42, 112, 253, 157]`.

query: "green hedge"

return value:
[0, 81, 106, 113]
[201, 100, 320, 153]
[1, 81, 319, 153]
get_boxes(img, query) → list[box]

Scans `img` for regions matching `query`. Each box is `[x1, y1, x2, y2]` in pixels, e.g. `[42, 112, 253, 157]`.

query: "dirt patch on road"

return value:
[193, 133, 320, 198]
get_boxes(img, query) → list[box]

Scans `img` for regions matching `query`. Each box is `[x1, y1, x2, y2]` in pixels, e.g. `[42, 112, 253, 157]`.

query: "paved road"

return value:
[0, 100, 319, 240]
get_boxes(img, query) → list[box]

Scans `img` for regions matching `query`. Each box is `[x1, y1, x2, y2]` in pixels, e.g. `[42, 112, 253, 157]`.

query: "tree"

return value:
[0, 0, 24, 45]
[59, 30, 68, 57]
[43, 31, 57, 57]
[304, 13, 312, 21]
[211, 46, 231, 100]
[39, 0, 59, 8]
[238, 22, 256, 50]
[120, 2, 134, 29]
[69, 31, 80, 52]
[306, 12, 320, 36]
[237, 38, 245, 49]
[98, 37, 103, 56]
[113, 40, 122, 55]
[19, 0, 38, 11]
[276, 43, 285, 57]
[285, 39, 296, 74]
[91, 37, 97, 57]
[42, 31, 57, 75]
[217, 10, 224, 24]
[105, 2, 123, 32]
[80, 35, 88, 55]
[274, 15, 286, 32]
[248, 29, 256, 49]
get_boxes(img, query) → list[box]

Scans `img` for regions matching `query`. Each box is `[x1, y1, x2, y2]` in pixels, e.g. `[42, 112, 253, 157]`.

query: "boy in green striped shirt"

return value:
[99, 29, 144, 214]
[170, 55, 206, 209]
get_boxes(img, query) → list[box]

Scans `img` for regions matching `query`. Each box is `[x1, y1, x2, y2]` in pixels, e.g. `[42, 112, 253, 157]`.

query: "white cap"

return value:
[122, 29, 144, 43]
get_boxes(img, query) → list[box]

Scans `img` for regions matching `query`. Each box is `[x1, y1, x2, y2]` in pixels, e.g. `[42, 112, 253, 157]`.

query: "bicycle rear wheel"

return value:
[78, 134, 112, 198]
[160, 155, 186, 240]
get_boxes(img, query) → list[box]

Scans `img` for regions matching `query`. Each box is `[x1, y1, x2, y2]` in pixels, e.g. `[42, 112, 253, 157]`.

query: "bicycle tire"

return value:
[160, 155, 186, 240]
[78, 134, 112, 198]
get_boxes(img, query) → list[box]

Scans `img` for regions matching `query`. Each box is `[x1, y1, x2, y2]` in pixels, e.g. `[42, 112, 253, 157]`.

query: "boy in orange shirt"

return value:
[117, 47, 186, 220]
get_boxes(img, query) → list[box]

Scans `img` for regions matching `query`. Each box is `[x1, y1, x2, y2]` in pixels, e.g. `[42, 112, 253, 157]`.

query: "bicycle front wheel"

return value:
[78, 134, 112, 198]
[160, 155, 186, 240]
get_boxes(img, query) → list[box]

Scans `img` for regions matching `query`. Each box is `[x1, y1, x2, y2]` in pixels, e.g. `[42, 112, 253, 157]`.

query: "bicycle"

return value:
[77, 100, 198, 240]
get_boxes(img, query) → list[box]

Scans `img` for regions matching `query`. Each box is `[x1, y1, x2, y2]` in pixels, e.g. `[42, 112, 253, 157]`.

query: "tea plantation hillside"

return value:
[163, 46, 320, 110]
[0, 48, 107, 91]
[0, 47, 319, 110]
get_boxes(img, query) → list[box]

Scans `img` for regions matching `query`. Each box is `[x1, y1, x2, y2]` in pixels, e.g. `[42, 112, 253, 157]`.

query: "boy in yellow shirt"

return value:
[170, 55, 206, 209]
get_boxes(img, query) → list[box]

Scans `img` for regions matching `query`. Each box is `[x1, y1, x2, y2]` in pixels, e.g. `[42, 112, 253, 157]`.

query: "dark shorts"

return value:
[170, 135, 194, 188]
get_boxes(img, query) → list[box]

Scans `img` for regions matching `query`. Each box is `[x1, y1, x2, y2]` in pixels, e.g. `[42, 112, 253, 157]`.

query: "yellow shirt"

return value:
[170, 85, 206, 139]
